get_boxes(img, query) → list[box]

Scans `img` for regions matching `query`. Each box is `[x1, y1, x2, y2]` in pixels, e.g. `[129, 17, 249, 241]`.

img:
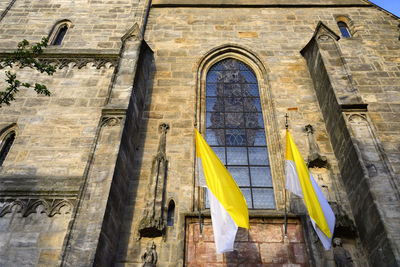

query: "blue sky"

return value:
[369, 0, 400, 17]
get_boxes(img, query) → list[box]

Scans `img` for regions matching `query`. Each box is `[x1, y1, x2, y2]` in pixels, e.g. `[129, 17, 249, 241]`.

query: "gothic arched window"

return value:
[0, 131, 16, 166]
[337, 21, 351, 38]
[49, 20, 71, 46]
[205, 58, 275, 209]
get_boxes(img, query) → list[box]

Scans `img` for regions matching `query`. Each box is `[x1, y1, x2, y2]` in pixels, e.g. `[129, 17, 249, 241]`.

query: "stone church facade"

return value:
[0, 0, 399, 266]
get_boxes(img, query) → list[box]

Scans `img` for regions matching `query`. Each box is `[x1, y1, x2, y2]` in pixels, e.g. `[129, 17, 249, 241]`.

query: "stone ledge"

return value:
[185, 211, 302, 218]
[0, 176, 82, 193]
[152, 0, 371, 7]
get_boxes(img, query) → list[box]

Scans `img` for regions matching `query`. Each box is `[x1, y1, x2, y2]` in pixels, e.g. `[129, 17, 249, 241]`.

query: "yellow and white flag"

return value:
[195, 129, 249, 254]
[285, 130, 335, 250]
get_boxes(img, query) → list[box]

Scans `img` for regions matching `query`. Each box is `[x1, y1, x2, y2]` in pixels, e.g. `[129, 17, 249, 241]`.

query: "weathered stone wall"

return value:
[0, 211, 71, 266]
[115, 4, 399, 266]
[0, 0, 150, 265]
[0, 65, 114, 177]
[0, 0, 146, 50]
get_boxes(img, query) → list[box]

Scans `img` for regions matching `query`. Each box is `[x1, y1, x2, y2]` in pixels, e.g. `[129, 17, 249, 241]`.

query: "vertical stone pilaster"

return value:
[60, 112, 125, 267]
[301, 22, 400, 267]
[60, 23, 145, 267]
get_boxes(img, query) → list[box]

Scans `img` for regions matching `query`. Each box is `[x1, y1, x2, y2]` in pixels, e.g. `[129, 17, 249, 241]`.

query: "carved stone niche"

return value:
[138, 123, 169, 238]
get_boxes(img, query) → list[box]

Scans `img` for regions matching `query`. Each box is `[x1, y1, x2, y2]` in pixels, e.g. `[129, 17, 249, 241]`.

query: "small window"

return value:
[337, 21, 351, 38]
[49, 20, 71, 46]
[0, 131, 16, 166]
[167, 200, 175, 226]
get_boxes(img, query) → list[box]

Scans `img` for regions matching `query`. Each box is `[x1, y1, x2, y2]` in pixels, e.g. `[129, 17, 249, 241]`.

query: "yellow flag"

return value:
[285, 129, 334, 241]
[195, 129, 249, 229]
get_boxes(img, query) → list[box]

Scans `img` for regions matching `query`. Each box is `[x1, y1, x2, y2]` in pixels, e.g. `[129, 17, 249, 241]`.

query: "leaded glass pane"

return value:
[241, 188, 253, 208]
[253, 188, 276, 209]
[223, 83, 242, 97]
[207, 71, 220, 82]
[212, 147, 226, 164]
[205, 58, 275, 210]
[206, 83, 217, 96]
[227, 147, 248, 165]
[225, 113, 244, 128]
[207, 112, 224, 128]
[206, 129, 225, 146]
[247, 84, 259, 96]
[228, 167, 250, 186]
[239, 62, 250, 71]
[243, 98, 260, 112]
[241, 71, 257, 83]
[247, 129, 266, 146]
[250, 167, 272, 186]
[244, 113, 261, 128]
[225, 98, 243, 112]
[248, 147, 269, 165]
[226, 129, 246, 146]
[206, 97, 217, 111]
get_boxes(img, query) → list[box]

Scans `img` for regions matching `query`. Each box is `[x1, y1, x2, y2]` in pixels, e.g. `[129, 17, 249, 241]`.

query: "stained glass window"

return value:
[205, 58, 275, 209]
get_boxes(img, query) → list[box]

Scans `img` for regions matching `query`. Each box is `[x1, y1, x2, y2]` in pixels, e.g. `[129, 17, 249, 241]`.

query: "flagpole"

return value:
[195, 126, 203, 238]
[284, 113, 289, 239]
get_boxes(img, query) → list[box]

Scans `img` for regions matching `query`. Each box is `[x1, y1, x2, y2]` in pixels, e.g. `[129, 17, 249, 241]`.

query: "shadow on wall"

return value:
[93, 40, 156, 265]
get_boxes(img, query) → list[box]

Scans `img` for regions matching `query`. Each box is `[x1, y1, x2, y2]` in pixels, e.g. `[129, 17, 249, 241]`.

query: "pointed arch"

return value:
[167, 199, 175, 226]
[0, 123, 18, 167]
[195, 45, 286, 210]
[48, 19, 72, 46]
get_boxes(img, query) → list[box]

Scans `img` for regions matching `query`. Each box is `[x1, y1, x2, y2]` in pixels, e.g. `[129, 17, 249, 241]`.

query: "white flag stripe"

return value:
[207, 187, 238, 254]
[197, 158, 207, 188]
[285, 160, 303, 198]
[309, 173, 335, 250]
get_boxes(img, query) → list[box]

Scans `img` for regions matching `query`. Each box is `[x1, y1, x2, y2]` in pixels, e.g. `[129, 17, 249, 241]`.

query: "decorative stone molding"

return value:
[101, 116, 123, 127]
[0, 197, 75, 217]
[121, 23, 142, 42]
[0, 54, 118, 70]
[138, 123, 170, 238]
[101, 108, 126, 127]
[38, 57, 117, 69]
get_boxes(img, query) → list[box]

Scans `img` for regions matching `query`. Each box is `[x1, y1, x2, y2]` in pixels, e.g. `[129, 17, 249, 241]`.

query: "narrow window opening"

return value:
[51, 24, 68, 45]
[167, 200, 175, 226]
[0, 132, 15, 166]
[337, 21, 351, 38]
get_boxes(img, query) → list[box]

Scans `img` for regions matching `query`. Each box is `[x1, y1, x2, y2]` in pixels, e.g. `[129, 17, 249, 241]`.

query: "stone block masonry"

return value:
[185, 217, 310, 266]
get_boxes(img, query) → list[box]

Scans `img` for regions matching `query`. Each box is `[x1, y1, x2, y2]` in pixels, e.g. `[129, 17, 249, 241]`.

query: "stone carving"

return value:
[0, 198, 75, 217]
[305, 125, 327, 168]
[101, 116, 122, 127]
[0, 56, 116, 70]
[37, 57, 117, 70]
[138, 123, 169, 238]
[318, 34, 332, 41]
[141, 241, 157, 267]
[333, 238, 354, 267]
[121, 23, 142, 42]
